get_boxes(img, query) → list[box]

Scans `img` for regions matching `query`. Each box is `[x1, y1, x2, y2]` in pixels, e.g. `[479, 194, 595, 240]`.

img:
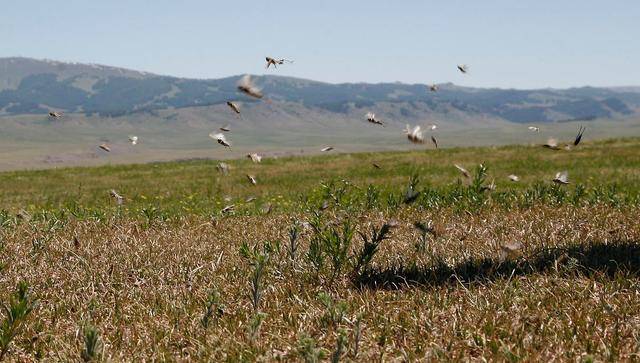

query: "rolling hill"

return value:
[2, 57, 640, 122]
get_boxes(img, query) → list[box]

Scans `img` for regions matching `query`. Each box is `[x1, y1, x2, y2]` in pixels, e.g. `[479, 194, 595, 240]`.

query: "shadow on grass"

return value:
[354, 240, 640, 290]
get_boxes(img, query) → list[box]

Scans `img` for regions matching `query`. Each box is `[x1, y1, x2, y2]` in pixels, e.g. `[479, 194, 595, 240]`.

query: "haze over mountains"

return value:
[1, 57, 639, 170]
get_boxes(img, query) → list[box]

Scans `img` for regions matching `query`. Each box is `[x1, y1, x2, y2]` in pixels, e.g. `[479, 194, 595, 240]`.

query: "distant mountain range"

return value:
[2, 57, 639, 123]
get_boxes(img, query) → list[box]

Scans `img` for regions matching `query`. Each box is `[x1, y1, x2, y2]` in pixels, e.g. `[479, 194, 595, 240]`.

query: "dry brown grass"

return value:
[1, 204, 639, 361]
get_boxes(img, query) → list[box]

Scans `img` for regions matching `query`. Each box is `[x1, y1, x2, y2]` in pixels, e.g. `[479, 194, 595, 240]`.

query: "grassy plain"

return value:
[0, 138, 639, 361]
[1, 111, 639, 171]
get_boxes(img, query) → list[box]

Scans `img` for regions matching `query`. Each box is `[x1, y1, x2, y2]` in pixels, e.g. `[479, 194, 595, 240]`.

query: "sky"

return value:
[1, 0, 639, 89]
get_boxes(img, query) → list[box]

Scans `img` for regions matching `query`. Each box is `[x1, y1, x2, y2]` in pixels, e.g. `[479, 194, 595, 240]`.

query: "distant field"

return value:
[0, 138, 639, 361]
[1, 137, 639, 214]
[1, 111, 639, 171]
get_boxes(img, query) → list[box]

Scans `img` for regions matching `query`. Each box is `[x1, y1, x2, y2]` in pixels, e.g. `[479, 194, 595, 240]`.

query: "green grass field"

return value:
[1, 137, 639, 216]
[0, 138, 639, 361]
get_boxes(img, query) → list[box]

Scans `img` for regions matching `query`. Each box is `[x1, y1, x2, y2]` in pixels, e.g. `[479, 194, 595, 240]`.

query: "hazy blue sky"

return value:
[2, 0, 638, 88]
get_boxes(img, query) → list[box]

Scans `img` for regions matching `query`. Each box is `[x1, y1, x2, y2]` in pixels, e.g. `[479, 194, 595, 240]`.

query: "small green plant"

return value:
[80, 324, 102, 362]
[331, 329, 347, 363]
[403, 173, 421, 204]
[249, 260, 268, 312]
[550, 184, 567, 205]
[287, 220, 302, 261]
[385, 192, 401, 211]
[470, 163, 489, 194]
[413, 220, 435, 252]
[307, 235, 325, 274]
[0, 210, 13, 229]
[321, 221, 355, 281]
[240, 242, 271, 312]
[306, 212, 326, 276]
[365, 184, 380, 209]
[352, 314, 363, 358]
[141, 206, 167, 227]
[320, 180, 354, 209]
[307, 214, 357, 281]
[0, 282, 37, 361]
[317, 292, 348, 328]
[605, 184, 621, 207]
[246, 312, 267, 345]
[571, 183, 586, 206]
[200, 288, 224, 329]
[298, 335, 326, 363]
[353, 222, 394, 276]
